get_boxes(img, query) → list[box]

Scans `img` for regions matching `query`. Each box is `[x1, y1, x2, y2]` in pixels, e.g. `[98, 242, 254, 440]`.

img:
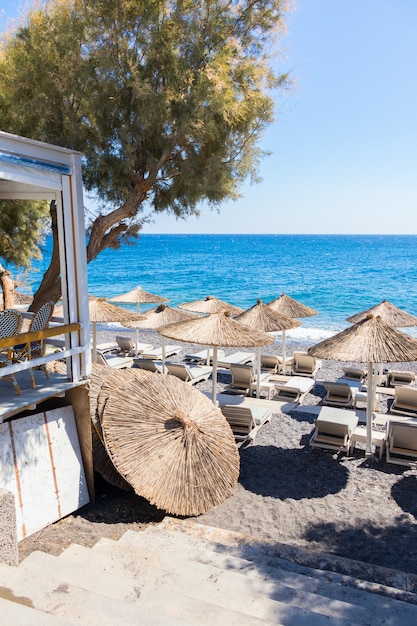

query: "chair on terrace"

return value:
[0, 309, 23, 395]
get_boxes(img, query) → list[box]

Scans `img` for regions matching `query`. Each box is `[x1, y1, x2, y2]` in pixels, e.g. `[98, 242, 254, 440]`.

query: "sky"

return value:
[1, 1, 417, 234]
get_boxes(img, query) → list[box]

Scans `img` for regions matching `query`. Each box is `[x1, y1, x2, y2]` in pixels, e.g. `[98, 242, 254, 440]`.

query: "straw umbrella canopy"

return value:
[123, 304, 198, 371]
[178, 295, 243, 316]
[159, 310, 274, 404]
[235, 299, 301, 397]
[346, 299, 417, 327]
[108, 286, 169, 355]
[101, 368, 240, 516]
[266, 293, 318, 369]
[0, 290, 32, 309]
[55, 296, 146, 363]
[308, 315, 417, 455]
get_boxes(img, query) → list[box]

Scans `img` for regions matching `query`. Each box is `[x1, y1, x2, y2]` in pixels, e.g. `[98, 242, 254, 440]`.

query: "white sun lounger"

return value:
[274, 376, 314, 402]
[140, 345, 182, 359]
[217, 352, 255, 368]
[184, 348, 225, 364]
[220, 404, 272, 445]
[166, 362, 212, 385]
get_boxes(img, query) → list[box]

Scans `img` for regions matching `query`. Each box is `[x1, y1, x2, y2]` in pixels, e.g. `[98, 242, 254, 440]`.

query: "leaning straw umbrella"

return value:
[108, 286, 169, 356]
[266, 293, 318, 370]
[178, 295, 243, 316]
[55, 296, 145, 363]
[101, 368, 240, 516]
[159, 310, 274, 404]
[308, 315, 417, 456]
[124, 304, 198, 371]
[346, 299, 417, 327]
[235, 300, 301, 397]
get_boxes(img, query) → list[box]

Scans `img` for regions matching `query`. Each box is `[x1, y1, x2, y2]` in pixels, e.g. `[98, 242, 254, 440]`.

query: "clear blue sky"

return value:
[1, 1, 417, 234]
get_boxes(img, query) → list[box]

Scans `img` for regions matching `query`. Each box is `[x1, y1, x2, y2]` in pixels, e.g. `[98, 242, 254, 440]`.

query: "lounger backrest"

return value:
[261, 355, 280, 368]
[325, 383, 352, 399]
[220, 406, 255, 438]
[342, 367, 366, 381]
[293, 352, 316, 374]
[315, 420, 350, 437]
[394, 386, 417, 407]
[135, 359, 162, 373]
[389, 421, 417, 452]
[116, 335, 134, 352]
[230, 364, 255, 386]
[166, 363, 190, 381]
[388, 370, 416, 386]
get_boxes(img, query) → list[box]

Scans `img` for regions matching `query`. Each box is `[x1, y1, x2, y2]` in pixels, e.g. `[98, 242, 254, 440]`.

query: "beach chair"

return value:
[322, 382, 355, 408]
[133, 358, 164, 374]
[166, 362, 212, 385]
[220, 404, 272, 445]
[341, 366, 367, 383]
[140, 345, 182, 360]
[291, 351, 322, 378]
[228, 363, 270, 394]
[386, 370, 416, 388]
[386, 420, 417, 467]
[260, 354, 282, 373]
[274, 376, 314, 402]
[184, 348, 225, 364]
[389, 386, 417, 417]
[217, 352, 255, 368]
[310, 410, 358, 454]
[116, 336, 153, 355]
[95, 350, 133, 369]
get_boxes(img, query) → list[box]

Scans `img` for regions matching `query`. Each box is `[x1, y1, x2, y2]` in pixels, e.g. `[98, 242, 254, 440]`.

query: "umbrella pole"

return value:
[256, 347, 261, 398]
[282, 329, 287, 374]
[211, 345, 218, 405]
[92, 322, 97, 363]
[162, 337, 166, 374]
[135, 302, 141, 357]
[366, 362, 374, 455]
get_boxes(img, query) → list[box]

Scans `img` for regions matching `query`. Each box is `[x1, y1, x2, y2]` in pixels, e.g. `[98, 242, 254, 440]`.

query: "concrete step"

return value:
[62, 535, 384, 625]
[0, 554, 270, 626]
[0, 596, 75, 625]
[115, 526, 417, 614]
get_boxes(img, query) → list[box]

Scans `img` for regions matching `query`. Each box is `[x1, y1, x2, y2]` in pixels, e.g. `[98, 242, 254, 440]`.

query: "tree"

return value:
[0, 0, 292, 306]
[0, 199, 49, 308]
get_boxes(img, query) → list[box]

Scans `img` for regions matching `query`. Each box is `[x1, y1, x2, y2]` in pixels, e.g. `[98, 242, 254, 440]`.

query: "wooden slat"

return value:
[0, 322, 81, 349]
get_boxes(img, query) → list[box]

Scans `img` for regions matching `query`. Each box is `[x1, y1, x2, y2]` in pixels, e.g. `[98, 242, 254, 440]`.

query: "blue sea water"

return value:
[17, 234, 417, 343]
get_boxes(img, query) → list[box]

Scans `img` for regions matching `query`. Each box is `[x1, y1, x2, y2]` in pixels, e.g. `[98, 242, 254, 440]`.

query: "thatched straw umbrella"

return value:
[235, 299, 301, 397]
[346, 299, 417, 327]
[308, 315, 417, 455]
[266, 293, 318, 368]
[0, 291, 32, 309]
[159, 310, 274, 404]
[178, 295, 243, 316]
[124, 304, 198, 371]
[55, 296, 145, 363]
[108, 286, 169, 355]
[89, 365, 132, 491]
[101, 368, 240, 516]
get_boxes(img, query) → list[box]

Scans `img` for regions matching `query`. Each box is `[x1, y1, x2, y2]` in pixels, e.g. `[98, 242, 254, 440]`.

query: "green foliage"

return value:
[0, 200, 50, 268]
[0, 0, 291, 250]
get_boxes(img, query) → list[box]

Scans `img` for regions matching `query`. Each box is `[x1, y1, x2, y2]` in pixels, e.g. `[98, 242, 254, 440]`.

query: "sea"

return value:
[13, 233, 417, 344]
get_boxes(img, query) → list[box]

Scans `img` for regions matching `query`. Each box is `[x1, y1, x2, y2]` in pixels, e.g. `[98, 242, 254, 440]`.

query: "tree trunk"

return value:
[0, 263, 15, 309]
[32, 185, 148, 308]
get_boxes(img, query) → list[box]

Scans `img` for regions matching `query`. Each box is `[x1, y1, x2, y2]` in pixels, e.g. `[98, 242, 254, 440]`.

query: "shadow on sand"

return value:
[239, 444, 349, 500]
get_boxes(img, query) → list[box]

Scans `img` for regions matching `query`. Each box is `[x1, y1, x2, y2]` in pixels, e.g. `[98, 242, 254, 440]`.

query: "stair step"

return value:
[0, 596, 74, 625]
[114, 527, 417, 613]
[0, 557, 270, 626]
[62, 536, 384, 625]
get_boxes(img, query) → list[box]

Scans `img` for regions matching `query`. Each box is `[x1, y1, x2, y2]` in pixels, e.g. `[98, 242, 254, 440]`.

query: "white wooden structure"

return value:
[0, 132, 94, 536]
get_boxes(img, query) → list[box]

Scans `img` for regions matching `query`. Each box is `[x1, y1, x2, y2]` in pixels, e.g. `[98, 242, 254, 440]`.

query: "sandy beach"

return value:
[19, 329, 417, 576]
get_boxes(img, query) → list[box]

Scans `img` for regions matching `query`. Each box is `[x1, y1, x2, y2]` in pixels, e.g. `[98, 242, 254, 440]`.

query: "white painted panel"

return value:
[0, 405, 89, 540]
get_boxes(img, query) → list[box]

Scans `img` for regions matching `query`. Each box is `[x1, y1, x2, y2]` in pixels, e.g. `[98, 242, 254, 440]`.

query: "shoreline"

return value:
[19, 327, 417, 575]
